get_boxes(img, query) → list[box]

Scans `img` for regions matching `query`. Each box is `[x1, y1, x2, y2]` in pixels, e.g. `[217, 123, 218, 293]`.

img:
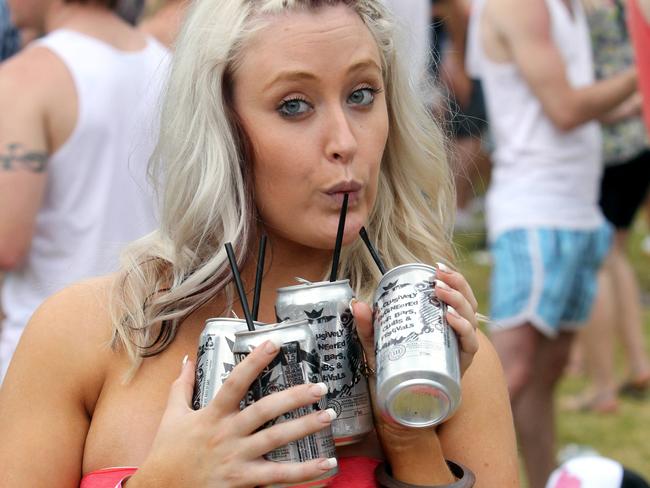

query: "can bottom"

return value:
[263, 467, 339, 488]
[386, 378, 451, 427]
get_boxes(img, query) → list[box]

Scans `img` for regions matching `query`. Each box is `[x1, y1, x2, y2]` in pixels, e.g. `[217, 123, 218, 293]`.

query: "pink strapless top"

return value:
[80, 456, 381, 487]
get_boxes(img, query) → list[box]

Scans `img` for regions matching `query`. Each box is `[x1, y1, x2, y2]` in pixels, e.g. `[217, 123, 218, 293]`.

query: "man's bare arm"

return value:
[0, 51, 50, 270]
[489, 0, 636, 131]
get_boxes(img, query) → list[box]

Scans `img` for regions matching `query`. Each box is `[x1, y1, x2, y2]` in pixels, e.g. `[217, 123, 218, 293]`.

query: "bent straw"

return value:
[329, 193, 349, 282]
[252, 234, 267, 321]
[359, 227, 387, 275]
[225, 242, 255, 332]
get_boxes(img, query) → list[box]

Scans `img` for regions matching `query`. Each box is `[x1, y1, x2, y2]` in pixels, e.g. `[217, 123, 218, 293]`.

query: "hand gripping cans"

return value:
[275, 279, 373, 445]
[233, 319, 338, 488]
[192, 318, 253, 409]
[373, 264, 461, 427]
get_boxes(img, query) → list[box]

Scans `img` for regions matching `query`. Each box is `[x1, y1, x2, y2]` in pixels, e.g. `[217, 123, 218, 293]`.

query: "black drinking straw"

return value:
[251, 234, 267, 321]
[359, 227, 387, 275]
[329, 193, 349, 282]
[225, 242, 255, 331]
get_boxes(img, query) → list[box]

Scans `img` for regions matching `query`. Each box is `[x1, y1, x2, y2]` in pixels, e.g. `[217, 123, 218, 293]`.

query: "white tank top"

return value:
[467, 0, 604, 240]
[1, 30, 169, 376]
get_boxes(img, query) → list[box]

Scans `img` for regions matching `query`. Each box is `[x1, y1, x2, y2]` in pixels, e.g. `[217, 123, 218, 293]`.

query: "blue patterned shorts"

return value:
[489, 224, 613, 337]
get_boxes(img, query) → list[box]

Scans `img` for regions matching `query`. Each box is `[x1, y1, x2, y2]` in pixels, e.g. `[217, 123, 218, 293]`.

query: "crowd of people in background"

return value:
[0, 0, 649, 487]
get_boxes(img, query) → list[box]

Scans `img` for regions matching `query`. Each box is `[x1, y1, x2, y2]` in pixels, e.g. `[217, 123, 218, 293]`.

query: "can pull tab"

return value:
[294, 277, 313, 285]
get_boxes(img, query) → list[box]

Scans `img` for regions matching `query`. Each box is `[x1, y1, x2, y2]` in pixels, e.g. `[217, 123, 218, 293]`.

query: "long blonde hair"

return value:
[111, 0, 455, 372]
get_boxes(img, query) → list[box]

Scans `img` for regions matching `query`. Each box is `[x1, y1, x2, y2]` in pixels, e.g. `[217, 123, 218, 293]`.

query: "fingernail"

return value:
[318, 408, 337, 423]
[435, 279, 451, 291]
[437, 262, 451, 273]
[265, 338, 281, 354]
[310, 382, 328, 396]
[447, 306, 460, 319]
[348, 298, 358, 313]
[319, 457, 338, 470]
[182, 354, 189, 366]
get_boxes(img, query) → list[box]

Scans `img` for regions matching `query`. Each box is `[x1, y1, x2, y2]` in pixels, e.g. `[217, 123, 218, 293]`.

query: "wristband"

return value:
[375, 460, 475, 488]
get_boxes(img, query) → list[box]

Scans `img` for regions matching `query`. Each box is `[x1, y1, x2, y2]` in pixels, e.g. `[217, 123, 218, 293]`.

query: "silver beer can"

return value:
[233, 319, 338, 488]
[192, 318, 253, 410]
[373, 263, 461, 427]
[275, 279, 373, 445]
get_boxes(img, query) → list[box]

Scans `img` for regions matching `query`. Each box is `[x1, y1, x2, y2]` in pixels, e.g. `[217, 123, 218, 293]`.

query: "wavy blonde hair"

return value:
[111, 0, 455, 372]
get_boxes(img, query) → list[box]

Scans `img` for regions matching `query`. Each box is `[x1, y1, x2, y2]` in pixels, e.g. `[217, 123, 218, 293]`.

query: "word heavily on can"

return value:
[373, 264, 461, 427]
[192, 318, 251, 410]
[276, 279, 373, 445]
[233, 320, 338, 488]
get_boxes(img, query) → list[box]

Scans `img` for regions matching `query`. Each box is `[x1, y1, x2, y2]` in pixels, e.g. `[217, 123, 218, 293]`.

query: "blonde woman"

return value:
[0, 1, 518, 486]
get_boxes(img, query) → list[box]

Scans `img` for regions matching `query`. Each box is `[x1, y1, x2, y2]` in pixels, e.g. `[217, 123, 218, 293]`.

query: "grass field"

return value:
[454, 224, 650, 483]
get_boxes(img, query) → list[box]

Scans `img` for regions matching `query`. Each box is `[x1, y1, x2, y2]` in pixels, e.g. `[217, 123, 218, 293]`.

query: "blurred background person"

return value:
[564, 0, 650, 414]
[433, 0, 492, 235]
[0, 0, 170, 382]
[138, 0, 187, 49]
[467, 0, 637, 486]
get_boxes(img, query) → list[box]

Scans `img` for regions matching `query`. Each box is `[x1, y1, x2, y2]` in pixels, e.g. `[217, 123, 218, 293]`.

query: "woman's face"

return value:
[232, 4, 389, 251]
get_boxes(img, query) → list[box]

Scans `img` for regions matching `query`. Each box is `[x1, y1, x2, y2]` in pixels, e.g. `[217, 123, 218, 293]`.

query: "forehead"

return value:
[235, 5, 382, 82]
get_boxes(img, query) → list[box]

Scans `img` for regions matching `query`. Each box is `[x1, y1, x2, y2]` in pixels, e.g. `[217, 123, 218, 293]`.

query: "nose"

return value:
[324, 106, 358, 165]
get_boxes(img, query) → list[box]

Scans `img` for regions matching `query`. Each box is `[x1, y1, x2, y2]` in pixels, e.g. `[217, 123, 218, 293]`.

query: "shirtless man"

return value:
[0, 0, 168, 380]
[467, 0, 637, 486]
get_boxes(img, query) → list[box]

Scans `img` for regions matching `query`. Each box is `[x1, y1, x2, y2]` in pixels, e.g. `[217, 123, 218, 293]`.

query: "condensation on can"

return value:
[275, 279, 373, 445]
[373, 263, 461, 427]
[233, 319, 338, 487]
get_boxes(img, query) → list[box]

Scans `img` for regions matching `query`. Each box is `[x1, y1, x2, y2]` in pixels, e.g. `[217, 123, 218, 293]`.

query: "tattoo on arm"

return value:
[0, 143, 48, 173]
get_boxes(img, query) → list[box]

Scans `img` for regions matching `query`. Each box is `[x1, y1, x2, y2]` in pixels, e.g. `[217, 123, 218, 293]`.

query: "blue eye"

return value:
[278, 98, 312, 117]
[348, 88, 377, 106]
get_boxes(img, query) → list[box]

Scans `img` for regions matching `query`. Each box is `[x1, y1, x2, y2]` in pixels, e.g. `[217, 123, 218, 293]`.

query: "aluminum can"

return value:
[275, 279, 373, 445]
[373, 263, 461, 427]
[234, 320, 338, 488]
[192, 318, 256, 410]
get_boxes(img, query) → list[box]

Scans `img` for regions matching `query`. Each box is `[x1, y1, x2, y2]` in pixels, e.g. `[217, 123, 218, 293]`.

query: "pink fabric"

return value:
[80, 467, 135, 488]
[629, 0, 650, 135]
[80, 457, 381, 487]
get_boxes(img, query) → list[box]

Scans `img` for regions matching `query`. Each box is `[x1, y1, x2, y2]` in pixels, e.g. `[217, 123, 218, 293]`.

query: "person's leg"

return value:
[566, 259, 618, 412]
[513, 332, 575, 488]
[491, 324, 540, 401]
[611, 231, 650, 389]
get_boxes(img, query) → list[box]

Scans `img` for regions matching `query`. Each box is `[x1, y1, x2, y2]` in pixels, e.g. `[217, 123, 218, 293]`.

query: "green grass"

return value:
[453, 225, 650, 482]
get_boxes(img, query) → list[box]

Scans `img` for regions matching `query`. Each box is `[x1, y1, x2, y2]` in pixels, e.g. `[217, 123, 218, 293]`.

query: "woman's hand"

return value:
[350, 264, 480, 484]
[128, 340, 337, 488]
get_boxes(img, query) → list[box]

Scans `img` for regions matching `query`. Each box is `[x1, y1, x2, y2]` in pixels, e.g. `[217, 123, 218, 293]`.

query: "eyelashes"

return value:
[277, 85, 383, 119]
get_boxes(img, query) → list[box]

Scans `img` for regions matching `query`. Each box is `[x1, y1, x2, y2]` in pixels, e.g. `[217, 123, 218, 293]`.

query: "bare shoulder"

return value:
[0, 45, 70, 104]
[438, 331, 519, 485]
[486, 0, 551, 38]
[3, 275, 118, 407]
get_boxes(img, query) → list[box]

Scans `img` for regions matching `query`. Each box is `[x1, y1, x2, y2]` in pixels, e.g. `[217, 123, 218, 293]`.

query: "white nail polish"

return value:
[182, 354, 189, 366]
[447, 306, 460, 318]
[311, 382, 328, 396]
[435, 279, 451, 291]
[319, 457, 338, 469]
[437, 261, 451, 273]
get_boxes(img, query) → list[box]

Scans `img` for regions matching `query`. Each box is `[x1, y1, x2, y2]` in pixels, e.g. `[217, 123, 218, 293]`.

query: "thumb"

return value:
[351, 300, 375, 370]
[167, 354, 195, 413]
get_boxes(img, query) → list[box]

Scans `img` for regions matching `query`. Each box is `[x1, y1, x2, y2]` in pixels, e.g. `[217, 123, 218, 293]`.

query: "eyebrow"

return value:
[264, 59, 382, 90]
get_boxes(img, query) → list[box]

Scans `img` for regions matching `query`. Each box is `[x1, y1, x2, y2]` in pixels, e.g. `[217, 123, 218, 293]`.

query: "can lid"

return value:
[233, 318, 310, 337]
[386, 379, 451, 428]
[277, 278, 351, 293]
[382, 263, 437, 281]
[204, 317, 265, 327]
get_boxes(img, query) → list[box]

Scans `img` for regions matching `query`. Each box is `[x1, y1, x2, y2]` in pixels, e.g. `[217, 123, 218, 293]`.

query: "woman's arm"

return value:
[0, 279, 112, 486]
[438, 331, 520, 487]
